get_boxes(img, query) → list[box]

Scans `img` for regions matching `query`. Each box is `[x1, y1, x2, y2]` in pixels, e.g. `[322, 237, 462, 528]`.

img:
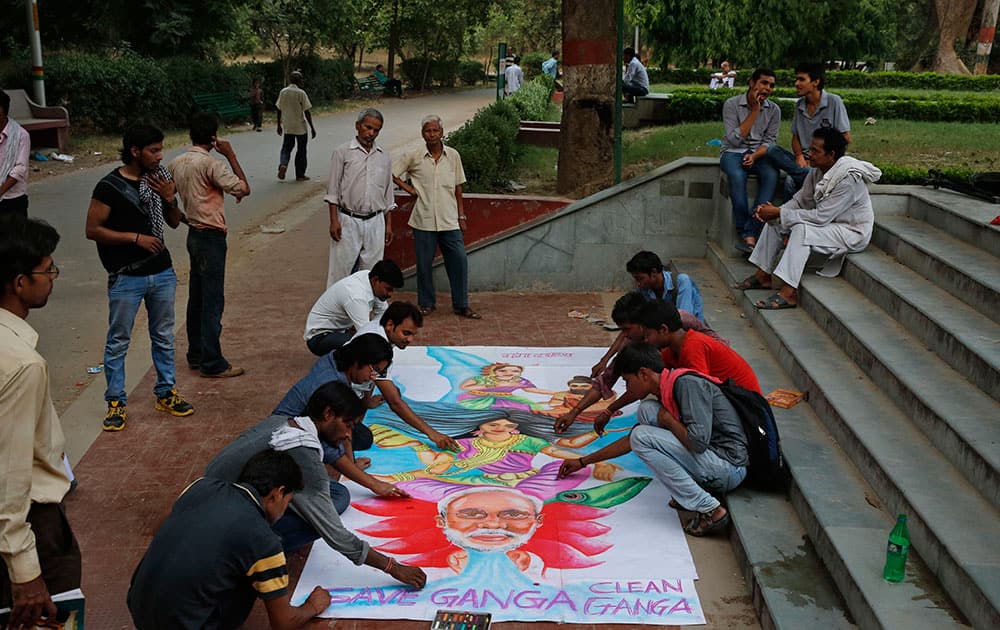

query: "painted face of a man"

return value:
[437, 490, 543, 553]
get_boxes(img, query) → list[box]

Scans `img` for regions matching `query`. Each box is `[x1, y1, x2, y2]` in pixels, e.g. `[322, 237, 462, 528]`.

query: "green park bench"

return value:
[355, 76, 387, 97]
[191, 92, 250, 122]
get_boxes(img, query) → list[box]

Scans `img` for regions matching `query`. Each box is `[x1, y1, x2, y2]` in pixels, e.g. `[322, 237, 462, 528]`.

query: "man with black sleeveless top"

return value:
[85, 124, 193, 432]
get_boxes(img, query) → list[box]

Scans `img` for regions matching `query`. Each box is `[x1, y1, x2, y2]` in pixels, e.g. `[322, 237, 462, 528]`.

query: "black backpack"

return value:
[679, 374, 787, 489]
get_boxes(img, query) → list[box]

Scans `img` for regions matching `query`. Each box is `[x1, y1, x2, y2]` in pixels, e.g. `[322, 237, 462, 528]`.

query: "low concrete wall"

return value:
[410, 157, 722, 293]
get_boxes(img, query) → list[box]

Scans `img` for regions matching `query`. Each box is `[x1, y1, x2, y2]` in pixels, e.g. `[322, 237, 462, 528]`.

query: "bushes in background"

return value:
[520, 52, 549, 81]
[458, 61, 485, 85]
[506, 74, 554, 121]
[647, 68, 1000, 91]
[0, 52, 354, 133]
[400, 58, 462, 90]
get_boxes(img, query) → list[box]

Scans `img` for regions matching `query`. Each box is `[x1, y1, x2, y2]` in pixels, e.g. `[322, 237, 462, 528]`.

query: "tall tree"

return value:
[933, 0, 979, 73]
[248, 0, 343, 82]
[557, 0, 615, 196]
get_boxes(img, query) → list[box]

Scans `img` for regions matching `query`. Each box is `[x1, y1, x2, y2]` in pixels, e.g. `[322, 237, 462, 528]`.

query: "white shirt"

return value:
[350, 320, 394, 381]
[504, 64, 523, 95]
[303, 270, 388, 340]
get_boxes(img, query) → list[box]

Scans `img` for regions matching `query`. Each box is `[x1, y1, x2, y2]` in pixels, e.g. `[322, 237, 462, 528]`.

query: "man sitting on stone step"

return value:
[557, 343, 748, 537]
[733, 127, 881, 309]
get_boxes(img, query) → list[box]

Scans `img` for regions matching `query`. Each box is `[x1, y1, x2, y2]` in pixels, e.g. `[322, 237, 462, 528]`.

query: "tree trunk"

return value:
[933, 0, 978, 74]
[974, 0, 1000, 74]
[387, 0, 400, 78]
[556, 0, 616, 197]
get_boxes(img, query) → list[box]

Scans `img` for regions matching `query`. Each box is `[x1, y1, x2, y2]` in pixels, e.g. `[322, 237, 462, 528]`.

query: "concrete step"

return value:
[799, 272, 1000, 509]
[903, 187, 1000, 258]
[707, 243, 999, 629]
[872, 215, 999, 320]
[841, 248, 1000, 403]
[683, 258, 857, 630]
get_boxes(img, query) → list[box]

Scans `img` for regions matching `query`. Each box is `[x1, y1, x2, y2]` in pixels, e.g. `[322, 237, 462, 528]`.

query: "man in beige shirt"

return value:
[169, 113, 250, 378]
[275, 70, 317, 181]
[392, 115, 480, 319]
[0, 215, 81, 627]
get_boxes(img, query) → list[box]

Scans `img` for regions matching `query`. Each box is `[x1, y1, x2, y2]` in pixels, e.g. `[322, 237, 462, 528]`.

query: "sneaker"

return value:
[295, 175, 310, 181]
[155, 388, 195, 417]
[104, 401, 126, 432]
[277, 164, 287, 180]
[200, 365, 246, 379]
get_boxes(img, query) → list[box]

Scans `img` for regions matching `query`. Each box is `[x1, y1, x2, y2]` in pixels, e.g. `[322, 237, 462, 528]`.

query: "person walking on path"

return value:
[249, 78, 264, 132]
[325, 108, 395, 288]
[0, 215, 82, 628]
[0, 90, 31, 217]
[85, 124, 194, 432]
[393, 115, 481, 320]
[276, 71, 317, 182]
[169, 112, 250, 379]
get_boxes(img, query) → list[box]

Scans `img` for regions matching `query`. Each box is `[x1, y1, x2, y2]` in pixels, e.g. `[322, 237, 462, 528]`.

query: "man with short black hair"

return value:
[128, 450, 331, 629]
[622, 47, 649, 102]
[626, 251, 704, 322]
[0, 90, 31, 217]
[325, 108, 395, 288]
[558, 343, 747, 537]
[766, 62, 852, 194]
[720, 68, 780, 255]
[542, 51, 559, 80]
[169, 112, 250, 378]
[206, 382, 427, 589]
[85, 124, 193, 431]
[737, 127, 880, 309]
[351, 301, 461, 450]
[0, 216, 81, 628]
[304, 259, 404, 355]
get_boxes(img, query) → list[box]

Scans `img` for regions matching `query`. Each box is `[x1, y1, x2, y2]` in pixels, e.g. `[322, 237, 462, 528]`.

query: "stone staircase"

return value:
[699, 188, 1000, 629]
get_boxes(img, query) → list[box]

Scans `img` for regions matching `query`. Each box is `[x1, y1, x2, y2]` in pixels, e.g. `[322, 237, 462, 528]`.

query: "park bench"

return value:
[3, 89, 70, 151]
[517, 120, 560, 148]
[191, 92, 249, 122]
[355, 75, 387, 97]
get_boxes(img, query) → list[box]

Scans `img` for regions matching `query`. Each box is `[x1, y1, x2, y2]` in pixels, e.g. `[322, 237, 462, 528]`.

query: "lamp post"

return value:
[26, 0, 46, 105]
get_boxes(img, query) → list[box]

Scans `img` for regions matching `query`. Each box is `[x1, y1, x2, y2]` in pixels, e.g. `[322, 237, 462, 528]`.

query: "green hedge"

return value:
[520, 52, 549, 81]
[400, 58, 461, 90]
[876, 165, 975, 186]
[446, 75, 554, 191]
[648, 67, 1000, 91]
[0, 52, 353, 133]
[458, 61, 485, 86]
[659, 88, 1000, 124]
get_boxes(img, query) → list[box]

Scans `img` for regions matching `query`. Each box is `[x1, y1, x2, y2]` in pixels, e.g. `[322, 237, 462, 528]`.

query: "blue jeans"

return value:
[104, 267, 177, 403]
[720, 151, 778, 240]
[632, 400, 747, 514]
[279, 133, 308, 178]
[766, 144, 810, 199]
[186, 228, 230, 375]
[272, 481, 351, 553]
[413, 228, 468, 310]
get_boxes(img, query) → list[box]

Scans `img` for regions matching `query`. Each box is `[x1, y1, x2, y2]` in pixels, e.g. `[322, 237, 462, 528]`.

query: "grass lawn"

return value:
[650, 84, 1000, 101]
[515, 119, 1000, 195]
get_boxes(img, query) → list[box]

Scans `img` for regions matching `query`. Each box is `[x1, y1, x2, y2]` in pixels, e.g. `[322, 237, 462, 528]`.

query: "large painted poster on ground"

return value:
[294, 346, 706, 625]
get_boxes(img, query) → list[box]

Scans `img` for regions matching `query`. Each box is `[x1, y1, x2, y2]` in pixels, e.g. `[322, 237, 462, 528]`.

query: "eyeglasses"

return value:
[27, 264, 59, 279]
[369, 364, 388, 378]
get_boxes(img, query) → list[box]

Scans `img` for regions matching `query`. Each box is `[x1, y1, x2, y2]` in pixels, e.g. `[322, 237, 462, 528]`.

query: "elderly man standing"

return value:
[169, 112, 250, 378]
[275, 70, 317, 182]
[0, 216, 81, 628]
[325, 108, 395, 288]
[393, 115, 481, 319]
[0, 91, 31, 217]
[734, 127, 881, 309]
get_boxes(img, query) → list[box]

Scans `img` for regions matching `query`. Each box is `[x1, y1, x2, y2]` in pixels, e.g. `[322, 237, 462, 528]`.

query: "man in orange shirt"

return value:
[169, 113, 250, 379]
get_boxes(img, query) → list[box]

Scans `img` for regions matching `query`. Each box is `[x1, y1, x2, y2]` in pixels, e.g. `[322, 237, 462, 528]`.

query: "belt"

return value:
[339, 207, 382, 221]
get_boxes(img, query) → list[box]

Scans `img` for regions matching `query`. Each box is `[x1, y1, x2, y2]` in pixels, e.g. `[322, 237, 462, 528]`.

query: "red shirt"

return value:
[660, 329, 761, 393]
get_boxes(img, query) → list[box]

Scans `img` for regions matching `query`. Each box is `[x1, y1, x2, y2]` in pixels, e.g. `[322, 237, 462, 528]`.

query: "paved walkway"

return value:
[26, 88, 494, 463]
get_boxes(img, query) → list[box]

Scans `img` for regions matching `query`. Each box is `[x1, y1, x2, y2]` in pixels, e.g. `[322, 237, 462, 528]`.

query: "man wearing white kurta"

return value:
[734, 127, 881, 309]
[325, 109, 395, 288]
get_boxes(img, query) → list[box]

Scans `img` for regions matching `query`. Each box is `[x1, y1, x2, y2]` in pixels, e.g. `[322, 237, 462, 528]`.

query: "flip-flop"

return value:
[755, 293, 797, 310]
[734, 241, 755, 257]
[683, 510, 731, 536]
[454, 307, 482, 319]
[732, 275, 769, 290]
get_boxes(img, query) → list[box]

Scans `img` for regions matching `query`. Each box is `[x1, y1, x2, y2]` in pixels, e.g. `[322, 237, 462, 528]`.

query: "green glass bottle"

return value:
[883, 514, 909, 582]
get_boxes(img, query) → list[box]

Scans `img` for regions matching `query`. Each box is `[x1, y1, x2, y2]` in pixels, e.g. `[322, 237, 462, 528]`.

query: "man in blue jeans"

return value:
[169, 112, 250, 378]
[85, 124, 193, 431]
[393, 115, 480, 319]
[558, 343, 747, 537]
[720, 68, 780, 255]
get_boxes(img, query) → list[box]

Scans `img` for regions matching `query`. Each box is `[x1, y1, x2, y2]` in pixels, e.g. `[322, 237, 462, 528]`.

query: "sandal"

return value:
[683, 509, 731, 537]
[454, 307, 482, 319]
[755, 293, 797, 310]
[732, 275, 769, 290]
[419, 305, 435, 316]
[734, 241, 755, 257]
